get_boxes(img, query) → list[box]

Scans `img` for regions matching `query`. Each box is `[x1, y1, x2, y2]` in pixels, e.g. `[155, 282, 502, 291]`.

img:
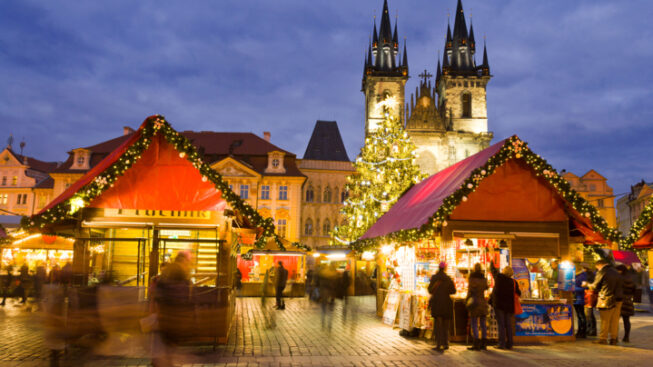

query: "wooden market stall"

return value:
[358, 136, 620, 343]
[27, 115, 278, 345]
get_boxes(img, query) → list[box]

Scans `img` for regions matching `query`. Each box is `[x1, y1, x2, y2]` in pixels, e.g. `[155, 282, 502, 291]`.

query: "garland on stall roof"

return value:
[25, 115, 278, 249]
[351, 135, 623, 253]
[621, 199, 652, 263]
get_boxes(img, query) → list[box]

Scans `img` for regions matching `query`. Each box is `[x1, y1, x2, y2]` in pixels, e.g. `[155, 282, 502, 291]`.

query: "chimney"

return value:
[123, 126, 135, 136]
[263, 131, 271, 142]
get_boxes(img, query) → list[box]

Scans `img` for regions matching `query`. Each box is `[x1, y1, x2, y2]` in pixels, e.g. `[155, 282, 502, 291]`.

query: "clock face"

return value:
[272, 158, 280, 168]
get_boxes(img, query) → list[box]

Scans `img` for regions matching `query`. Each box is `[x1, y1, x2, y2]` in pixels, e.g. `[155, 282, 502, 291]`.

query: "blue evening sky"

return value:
[1, 0, 652, 196]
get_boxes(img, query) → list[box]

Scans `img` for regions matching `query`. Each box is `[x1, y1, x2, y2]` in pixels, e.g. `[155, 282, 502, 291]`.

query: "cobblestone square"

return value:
[1, 296, 653, 366]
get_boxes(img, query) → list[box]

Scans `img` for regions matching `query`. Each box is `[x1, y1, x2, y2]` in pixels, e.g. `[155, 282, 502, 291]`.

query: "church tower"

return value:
[362, 0, 409, 136]
[436, 0, 491, 134]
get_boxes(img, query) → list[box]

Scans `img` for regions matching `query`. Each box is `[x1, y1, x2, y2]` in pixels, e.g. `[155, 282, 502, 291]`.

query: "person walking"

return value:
[466, 263, 489, 351]
[586, 259, 622, 345]
[616, 264, 635, 343]
[275, 261, 288, 310]
[1, 264, 14, 306]
[428, 262, 456, 352]
[582, 265, 597, 336]
[573, 264, 588, 338]
[490, 262, 520, 350]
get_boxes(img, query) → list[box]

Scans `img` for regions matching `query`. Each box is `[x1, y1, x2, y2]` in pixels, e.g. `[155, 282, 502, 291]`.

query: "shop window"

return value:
[305, 185, 314, 202]
[239, 184, 249, 199]
[260, 185, 270, 200]
[278, 185, 288, 200]
[304, 219, 313, 236]
[323, 219, 331, 236]
[462, 93, 472, 118]
[323, 186, 332, 203]
[1, 176, 5, 186]
[277, 219, 287, 238]
[12, 176, 17, 186]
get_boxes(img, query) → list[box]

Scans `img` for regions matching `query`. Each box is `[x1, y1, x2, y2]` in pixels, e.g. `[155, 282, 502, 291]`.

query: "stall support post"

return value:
[149, 229, 160, 284]
[216, 240, 229, 287]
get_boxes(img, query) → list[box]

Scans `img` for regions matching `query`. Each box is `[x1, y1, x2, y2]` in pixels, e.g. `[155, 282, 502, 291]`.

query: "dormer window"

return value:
[72, 148, 91, 170]
[77, 156, 85, 166]
[265, 151, 286, 174]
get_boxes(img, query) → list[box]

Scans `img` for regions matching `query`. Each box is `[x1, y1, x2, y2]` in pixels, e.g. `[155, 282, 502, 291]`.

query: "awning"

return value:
[634, 230, 653, 249]
[612, 250, 641, 266]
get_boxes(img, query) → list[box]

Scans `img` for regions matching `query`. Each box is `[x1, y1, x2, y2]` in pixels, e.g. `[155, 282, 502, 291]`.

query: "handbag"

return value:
[513, 280, 523, 315]
[465, 296, 477, 310]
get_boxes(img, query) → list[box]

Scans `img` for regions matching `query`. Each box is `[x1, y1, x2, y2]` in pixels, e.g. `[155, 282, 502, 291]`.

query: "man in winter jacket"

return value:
[490, 262, 520, 350]
[428, 263, 456, 352]
[275, 261, 289, 310]
[574, 265, 588, 338]
[587, 259, 623, 345]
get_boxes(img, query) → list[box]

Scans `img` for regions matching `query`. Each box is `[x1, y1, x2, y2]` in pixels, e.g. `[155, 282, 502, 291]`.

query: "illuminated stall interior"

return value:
[2, 233, 74, 273]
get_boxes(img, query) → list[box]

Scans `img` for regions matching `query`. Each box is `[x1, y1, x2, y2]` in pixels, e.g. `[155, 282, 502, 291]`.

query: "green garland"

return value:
[352, 135, 622, 252]
[25, 115, 279, 248]
[621, 199, 652, 263]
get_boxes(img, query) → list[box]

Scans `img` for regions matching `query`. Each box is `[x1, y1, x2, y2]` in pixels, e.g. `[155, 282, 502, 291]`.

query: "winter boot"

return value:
[467, 338, 479, 351]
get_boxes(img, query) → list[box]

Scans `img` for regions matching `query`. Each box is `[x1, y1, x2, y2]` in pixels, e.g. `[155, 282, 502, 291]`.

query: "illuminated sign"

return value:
[104, 208, 211, 219]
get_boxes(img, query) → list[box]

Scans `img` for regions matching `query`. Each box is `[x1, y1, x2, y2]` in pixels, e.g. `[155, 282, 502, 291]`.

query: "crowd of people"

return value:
[427, 259, 640, 354]
[0, 261, 72, 306]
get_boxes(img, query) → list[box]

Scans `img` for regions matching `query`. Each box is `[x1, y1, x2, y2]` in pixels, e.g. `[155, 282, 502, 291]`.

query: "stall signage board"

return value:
[515, 303, 574, 336]
[398, 292, 412, 330]
[557, 263, 575, 292]
[511, 258, 531, 298]
[382, 290, 401, 326]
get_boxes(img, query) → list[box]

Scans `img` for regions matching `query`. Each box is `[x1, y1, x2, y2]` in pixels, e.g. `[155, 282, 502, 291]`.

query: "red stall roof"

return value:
[360, 136, 617, 245]
[612, 250, 641, 266]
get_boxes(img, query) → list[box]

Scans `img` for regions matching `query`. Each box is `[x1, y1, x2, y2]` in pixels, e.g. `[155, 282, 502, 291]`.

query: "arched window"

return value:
[304, 218, 313, 236]
[305, 185, 314, 202]
[462, 93, 472, 118]
[323, 219, 331, 236]
[323, 186, 332, 203]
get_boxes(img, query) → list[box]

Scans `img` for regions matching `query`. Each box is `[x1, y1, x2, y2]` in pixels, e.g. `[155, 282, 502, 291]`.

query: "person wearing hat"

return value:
[585, 258, 623, 345]
[490, 262, 520, 350]
[428, 262, 456, 352]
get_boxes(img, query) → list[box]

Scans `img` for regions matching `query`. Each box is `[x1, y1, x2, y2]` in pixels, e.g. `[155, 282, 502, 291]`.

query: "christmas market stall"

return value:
[25, 115, 279, 345]
[357, 136, 620, 343]
[1, 232, 74, 271]
[623, 199, 653, 295]
[237, 232, 308, 297]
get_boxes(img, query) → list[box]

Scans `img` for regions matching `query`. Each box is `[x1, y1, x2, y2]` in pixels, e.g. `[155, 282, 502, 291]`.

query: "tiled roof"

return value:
[302, 121, 350, 162]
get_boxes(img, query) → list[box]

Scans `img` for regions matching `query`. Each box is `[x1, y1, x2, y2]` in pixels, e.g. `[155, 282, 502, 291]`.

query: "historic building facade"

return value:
[617, 180, 653, 234]
[298, 121, 354, 248]
[362, 0, 493, 175]
[562, 170, 617, 228]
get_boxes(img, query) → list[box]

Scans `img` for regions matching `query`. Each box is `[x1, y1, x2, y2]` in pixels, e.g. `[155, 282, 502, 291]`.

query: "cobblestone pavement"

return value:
[2, 296, 653, 366]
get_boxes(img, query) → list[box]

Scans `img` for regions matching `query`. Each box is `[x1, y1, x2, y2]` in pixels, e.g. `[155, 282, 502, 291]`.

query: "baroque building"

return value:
[562, 170, 617, 228]
[298, 121, 354, 248]
[363, 0, 493, 175]
[617, 180, 653, 235]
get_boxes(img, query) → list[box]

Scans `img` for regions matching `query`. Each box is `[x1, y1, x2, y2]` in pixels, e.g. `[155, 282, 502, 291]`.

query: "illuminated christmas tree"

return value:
[333, 99, 424, 246]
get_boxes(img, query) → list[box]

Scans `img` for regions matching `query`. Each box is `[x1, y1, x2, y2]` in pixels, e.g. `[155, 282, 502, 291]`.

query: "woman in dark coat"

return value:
[466, 263, 489, 351]
[616, 264, 635, 342]
[429, 262, 456, 352]
[490, 262, 520, 350]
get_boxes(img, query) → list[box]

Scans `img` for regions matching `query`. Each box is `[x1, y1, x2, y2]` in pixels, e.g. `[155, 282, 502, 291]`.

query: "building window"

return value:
[304, 218, 313, 236]
[589, 184, 596, 192]
[239, 184, 249, 199]
[77, 156, 85, 166]
[278, 185, 288, 200]
[228, 184, 233, 191]
[16, 194, 22, 205]
[12, 176, 17, 186]
[341, 190, 348, 203]
[462, 93, 472, 118]
[323, 219, 331, 236]
[261, 185, 270, 200]
[597, 199, 604, 208]
[272, 158, 280, 168]
[277, 219, 287, 238]
[1, 177, 5, 186]
[0, 194, 7, 205]
[323, 187, 332, 203]
[305, 185, 314, 202]
[22, 194, 27, 205]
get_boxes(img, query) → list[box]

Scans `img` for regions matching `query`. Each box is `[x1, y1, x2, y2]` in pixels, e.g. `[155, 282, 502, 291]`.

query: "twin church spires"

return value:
[362, 0, 494, 175]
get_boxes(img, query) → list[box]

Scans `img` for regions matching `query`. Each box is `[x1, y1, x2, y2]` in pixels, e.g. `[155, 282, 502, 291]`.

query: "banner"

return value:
[515, 303, 574, 336]
[512, 258, 531, 299]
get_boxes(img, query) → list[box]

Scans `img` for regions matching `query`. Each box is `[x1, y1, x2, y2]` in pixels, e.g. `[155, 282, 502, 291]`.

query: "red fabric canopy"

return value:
[89, 134, 226, 211]
[360, 139, 506, 239]
[634, 223, 653, 249]
[38, 117, 226, 214]
[612, 250, 641, 266]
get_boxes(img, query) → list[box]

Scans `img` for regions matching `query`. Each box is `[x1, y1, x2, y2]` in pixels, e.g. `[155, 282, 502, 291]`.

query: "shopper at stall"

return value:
[582, 265, 597, 336]
[275, 261, 288, 310]
[428, 262, 456, 352]
[574, 264, 588, 338]
[17, 263, 30, 304]
[490, 263, 520, 350]
[586, 259, 622, 345]
[466, 263, 489, 351]
[0, 264, 13, 306]
[616, 264, 635, 343]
